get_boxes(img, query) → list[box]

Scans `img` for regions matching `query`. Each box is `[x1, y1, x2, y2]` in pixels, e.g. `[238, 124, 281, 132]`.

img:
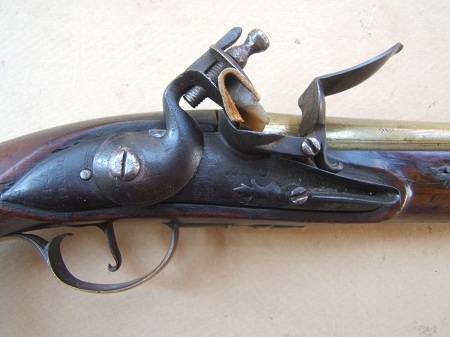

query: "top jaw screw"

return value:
[183, 29, 270, 108]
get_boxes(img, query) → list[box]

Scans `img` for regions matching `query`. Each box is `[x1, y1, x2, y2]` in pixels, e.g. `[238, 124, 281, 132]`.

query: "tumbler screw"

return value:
[109, 148, 141, 181]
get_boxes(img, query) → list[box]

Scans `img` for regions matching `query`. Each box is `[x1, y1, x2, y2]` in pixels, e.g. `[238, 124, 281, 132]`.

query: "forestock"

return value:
[0, 27, 448, 292]
[327, 119, 450, 223]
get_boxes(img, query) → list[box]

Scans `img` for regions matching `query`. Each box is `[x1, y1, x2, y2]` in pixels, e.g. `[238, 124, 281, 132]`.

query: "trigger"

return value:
[97, 222, 122, 272]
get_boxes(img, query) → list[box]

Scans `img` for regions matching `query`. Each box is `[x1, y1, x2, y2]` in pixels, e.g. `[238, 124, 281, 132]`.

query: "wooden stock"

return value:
[333, 149, 450, 222]
[0, 111, 449, 238]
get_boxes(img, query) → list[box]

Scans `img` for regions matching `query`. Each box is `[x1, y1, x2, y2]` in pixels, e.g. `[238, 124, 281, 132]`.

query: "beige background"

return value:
[1, 1, 450, 336]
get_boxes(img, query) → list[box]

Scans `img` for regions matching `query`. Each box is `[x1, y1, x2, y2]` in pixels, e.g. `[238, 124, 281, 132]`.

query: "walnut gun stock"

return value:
[0, 28, 449, 292]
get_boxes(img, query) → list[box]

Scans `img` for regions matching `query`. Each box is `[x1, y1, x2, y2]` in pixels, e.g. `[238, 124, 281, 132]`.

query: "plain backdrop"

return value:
[1, 1, 450, 336]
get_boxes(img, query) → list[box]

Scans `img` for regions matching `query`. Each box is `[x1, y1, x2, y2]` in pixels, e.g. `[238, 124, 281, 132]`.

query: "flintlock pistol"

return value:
[0, 28, 449, 292]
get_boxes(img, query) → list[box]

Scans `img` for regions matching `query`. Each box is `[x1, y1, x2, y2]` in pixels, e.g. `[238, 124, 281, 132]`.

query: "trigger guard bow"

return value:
[8, 221, 179, 293]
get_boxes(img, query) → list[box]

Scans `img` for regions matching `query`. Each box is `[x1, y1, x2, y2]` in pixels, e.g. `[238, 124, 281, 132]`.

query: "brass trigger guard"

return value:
[9, 221, 179, 293]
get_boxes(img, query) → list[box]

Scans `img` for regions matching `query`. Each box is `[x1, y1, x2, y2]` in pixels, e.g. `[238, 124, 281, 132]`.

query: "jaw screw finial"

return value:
[184, 29, 270, 108]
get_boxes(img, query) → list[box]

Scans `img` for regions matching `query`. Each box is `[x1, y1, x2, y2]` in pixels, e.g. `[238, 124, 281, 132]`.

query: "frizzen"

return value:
[0, 28, 449, 292]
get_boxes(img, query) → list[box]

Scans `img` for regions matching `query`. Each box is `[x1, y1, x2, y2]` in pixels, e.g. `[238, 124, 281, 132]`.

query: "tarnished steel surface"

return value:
[0, 27, 448, 293]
